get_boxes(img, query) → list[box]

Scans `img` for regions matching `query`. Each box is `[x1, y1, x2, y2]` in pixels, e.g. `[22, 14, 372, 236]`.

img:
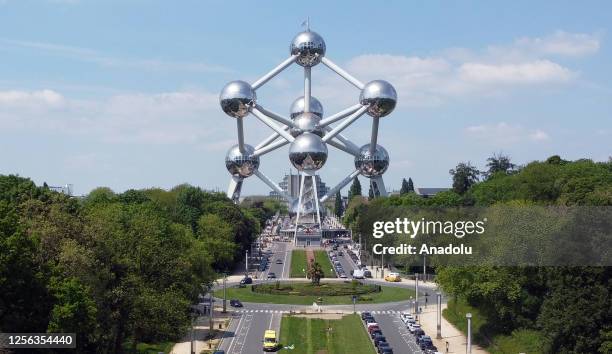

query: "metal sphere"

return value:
[354, 144, 389, 178]
[290, 112, 324, 137]
[289, 96, 324, 119]
[225, 144, 259, 178]
[290, 31, 326, 67]
[289, 132, 328, 171]
[359, 80, 397, 118]
[219, 80, 257, 118]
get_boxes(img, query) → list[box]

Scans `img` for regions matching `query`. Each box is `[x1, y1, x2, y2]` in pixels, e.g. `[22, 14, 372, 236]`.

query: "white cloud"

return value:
[458, 60, 573, 84]
[0, 89, 224, 146]
[465, 122, 551, 145]
[513, 31, 601, 57]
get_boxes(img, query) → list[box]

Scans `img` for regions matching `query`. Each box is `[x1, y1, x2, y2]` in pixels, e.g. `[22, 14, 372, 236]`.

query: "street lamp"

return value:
[466, 312, 472, 354]
[436, 292, 442, 339]
[222, 273, 228, 313]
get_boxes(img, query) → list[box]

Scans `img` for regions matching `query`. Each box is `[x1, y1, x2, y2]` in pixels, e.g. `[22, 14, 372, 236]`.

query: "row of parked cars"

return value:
[399, 312, 441, 353]
[328, 250, 348, 278]
[361, 312, 394, 353]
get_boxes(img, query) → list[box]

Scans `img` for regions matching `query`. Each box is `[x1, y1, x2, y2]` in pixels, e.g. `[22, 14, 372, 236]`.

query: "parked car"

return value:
[373, 334, 387, 346]
[369, 329, 382, 338]
[361, 312, 371, 320]
[229, 299, 243, 307]
[408, 323, 421, 333]
[377, 342, 392, 353]
[412, 328, 425, 338]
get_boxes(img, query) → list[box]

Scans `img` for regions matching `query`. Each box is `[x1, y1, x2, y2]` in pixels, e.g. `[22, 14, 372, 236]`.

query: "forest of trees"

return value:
[0, 176, 279, 353]
[344, 156, 612, 353]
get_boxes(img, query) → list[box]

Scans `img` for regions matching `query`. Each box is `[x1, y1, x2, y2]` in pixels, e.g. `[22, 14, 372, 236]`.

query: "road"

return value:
[215, 240, 443, 354]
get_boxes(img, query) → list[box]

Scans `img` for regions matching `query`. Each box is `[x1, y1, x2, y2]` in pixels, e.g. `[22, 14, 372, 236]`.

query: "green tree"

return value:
[348, 177, 362, 201]
[307, 261, 324, 286]
[450, 162, 480, 194]
[400, 178, 415, 195]
[484, 152, 516, 179]
[334, 191, 344, 217]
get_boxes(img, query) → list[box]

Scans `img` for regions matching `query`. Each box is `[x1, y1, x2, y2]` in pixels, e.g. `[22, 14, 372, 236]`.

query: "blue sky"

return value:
[0, 0, 611, 196]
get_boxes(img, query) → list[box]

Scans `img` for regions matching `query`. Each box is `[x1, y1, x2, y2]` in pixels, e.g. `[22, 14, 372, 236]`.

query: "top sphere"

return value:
[290, 96, 324, 119]
[219, 80, 257, 118]
[289, 132, 328, 171]
[290, 31, 326, 67]
[359, 80, 397, 118]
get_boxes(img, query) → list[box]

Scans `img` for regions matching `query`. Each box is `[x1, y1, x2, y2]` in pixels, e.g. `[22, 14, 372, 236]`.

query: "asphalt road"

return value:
[215, 241, 443, 354]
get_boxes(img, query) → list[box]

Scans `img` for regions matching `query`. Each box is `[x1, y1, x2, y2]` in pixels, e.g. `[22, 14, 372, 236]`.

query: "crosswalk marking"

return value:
[234, 309, 294, 314]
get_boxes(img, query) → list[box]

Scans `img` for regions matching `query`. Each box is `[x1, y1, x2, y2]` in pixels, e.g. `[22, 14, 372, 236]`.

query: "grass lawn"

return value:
[290, 250, 308, 278]
[443, 297, 545, 354]
[279, 314, 375, 354]
[123, 341, 174, 354]
[214, 282, 414, 305]
[314, 250, 336, 278]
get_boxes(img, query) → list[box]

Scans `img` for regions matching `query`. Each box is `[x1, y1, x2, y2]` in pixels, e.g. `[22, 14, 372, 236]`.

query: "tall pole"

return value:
[245, 250, 249, 275]
[415, 272, 419, 316]
[381, 252, 384, 279]
[436, 292, 442, 339]
[466, 313, 472, 354]
[222, 274, 227, 313]
[190, 314, 195, 354]
[209, 294, 214, 336]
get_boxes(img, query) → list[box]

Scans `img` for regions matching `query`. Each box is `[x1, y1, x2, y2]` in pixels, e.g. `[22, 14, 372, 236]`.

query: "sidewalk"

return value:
[417, 302, 488, 354]
[170, 307, 231, 354]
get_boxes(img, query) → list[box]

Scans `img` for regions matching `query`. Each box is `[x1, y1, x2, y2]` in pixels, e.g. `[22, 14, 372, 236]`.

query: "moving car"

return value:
[276, 259, 282, 264]
[229, 299, 243, 307]
[263, 330, 278, 351]
[352, 269, 365, 279]
[267, 272, 276, 278]
[384, 272, 401, 282]
[364, 270, 372, 278]
[240, 276, 252, 285]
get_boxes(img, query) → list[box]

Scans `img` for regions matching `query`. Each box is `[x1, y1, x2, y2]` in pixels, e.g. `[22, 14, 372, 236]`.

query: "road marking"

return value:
[226, 313, 245, 354]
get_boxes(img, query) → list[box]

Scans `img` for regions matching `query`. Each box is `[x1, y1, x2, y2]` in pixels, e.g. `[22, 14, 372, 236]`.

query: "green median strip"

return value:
[279, 314, 375, 354]
[314, 250, 336, 278]
[290, 249, 308, 278]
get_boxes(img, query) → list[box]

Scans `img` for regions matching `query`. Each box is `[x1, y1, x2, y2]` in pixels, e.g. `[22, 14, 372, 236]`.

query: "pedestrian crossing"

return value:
[234, 309, 403, 314]
[235, 309, 291, 313]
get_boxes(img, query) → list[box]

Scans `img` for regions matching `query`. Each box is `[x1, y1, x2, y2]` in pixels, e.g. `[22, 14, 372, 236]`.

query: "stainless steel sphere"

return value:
[289, 96, 324, 119]
[355, 144, 389, 178]
[290, 31, 326, 67]
[225, 144, 259, 178]
[359, 80, 397, 118]
[219, 80, 256, 118]
[289, 132, 328, 171]
[290, 112, 324, 137]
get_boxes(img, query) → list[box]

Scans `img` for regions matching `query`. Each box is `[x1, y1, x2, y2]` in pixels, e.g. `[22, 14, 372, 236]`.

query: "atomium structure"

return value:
[220, 27, 396, 245]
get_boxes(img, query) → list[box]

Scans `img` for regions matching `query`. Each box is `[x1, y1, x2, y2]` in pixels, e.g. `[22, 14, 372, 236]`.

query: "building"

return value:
[415, 187, 450, 198]
[269, 170, 329, 201]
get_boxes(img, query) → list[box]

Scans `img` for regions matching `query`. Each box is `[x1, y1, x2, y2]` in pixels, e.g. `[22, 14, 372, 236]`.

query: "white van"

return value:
[352, 269, 365, 279]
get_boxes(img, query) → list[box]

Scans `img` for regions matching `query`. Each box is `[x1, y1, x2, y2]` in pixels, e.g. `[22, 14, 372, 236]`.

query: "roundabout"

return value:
[214, 281, 415, 306]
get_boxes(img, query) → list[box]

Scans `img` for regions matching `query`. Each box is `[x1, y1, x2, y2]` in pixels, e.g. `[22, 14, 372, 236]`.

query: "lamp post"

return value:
[436, 292, 442, 339]
[414, 272, 419, 315]
[466, 312, 472, 354]
[222, 273, 227, 313]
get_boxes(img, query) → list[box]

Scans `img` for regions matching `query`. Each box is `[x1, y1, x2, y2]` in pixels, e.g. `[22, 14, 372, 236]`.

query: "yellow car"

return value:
[263, 330, 278, 351]
[384, 272, 401, 282]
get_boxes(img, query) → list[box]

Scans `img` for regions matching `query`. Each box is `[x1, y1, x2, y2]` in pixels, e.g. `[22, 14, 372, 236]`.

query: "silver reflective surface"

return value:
[219, 80, 257, 118]
[289, 132, 328, 171]
[355, 144, 389, 177]
[359, 80, 397, 118]
[225, 144, 259, 178]
[290, 31, 326, 67]
[289, 96, 324, 119]
[290, 112, 324, 137]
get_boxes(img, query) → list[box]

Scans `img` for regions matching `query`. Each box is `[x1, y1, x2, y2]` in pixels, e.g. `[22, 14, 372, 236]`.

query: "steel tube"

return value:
[251, 108, 295, 142]
[321, 57, 365, 89]
[322, 105, 368, 142]
[319, 169, 361, 203]
[237, 118, 245, 152]
[253, 138, 289, 157]
[252, 55, 297, 89]
[319, 104, 363, 127]
[304, 66, 311, 112]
